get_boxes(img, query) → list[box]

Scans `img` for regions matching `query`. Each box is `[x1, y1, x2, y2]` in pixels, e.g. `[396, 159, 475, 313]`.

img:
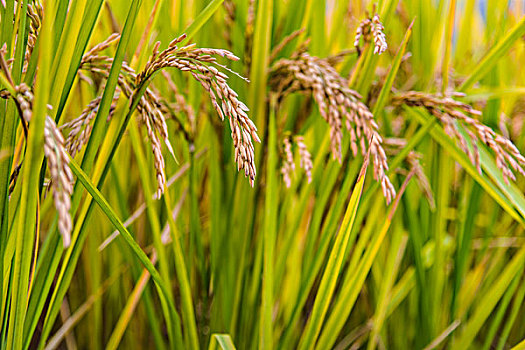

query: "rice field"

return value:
[1, 0, 525, 349]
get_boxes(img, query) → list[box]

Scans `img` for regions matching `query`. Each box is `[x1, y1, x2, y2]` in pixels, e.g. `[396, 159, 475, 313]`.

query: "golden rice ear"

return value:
[280, 136, 294, 188]
[353, 13, 388, 56]
[78, 33, 259, 195]
[295, 136, 313, 184]
[269, 51, 396, 203]
[371, 14, 388, 55]
[393, 91, 525, 184]
[136, 36, 258, 191]
[44, 116, 74, 247]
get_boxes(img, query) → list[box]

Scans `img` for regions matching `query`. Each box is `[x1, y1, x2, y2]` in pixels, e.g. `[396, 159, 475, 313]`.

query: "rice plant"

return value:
[1, 0, 525, 349]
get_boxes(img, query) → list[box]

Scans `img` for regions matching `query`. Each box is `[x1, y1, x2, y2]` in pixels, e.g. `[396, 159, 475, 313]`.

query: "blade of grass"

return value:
[68, 157, 183, 347]
[37, 1, 226, 343]
[494, 272, 525, 350]
[53, 0, 105, 120]
[249, 0, 273, 134]
[402, 180, 433, 346]
[5, 0, 52, 348]
[452, 244, 525, 349]
[74, 0, 142, 181]
[260, 95, 278, 349]
[182, 0, 225, 43]
[0, 0, 29, 298]
[441, 0, 456, 94]
[297, 151, 369, 350]
[481, 266, 523, 350]
[429, 146, 453, 336]
[44, 268, 123, 350]
[35, 2, 147, 347]
[308, 0, 325, 55]
[451, 181, 482, 319]
[22, 220, 62, 349]
[315, 170, 414, 350]
[422, 320, 461, 350]
[126, 120, 181, 347]
[511, 339, 525, 350]
[372, 20, 414, 116]
[105, 254, 156, 350]
[163, 187, 200, 350]
[406, 106, 525, 226]
[459, 17, 525, 91]
[48, 0, 87, 115]
[367, 232, 407, 350]
[209, 334, 236, 350]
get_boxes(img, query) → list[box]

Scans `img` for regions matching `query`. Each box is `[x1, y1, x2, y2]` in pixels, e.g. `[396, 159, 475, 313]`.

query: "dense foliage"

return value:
[1, 0, 525, 349]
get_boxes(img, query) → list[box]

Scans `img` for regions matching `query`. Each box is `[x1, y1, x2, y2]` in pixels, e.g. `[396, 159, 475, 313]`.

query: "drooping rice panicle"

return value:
[80, 33, 258, 192]
[279, 135, 314, 188]
[406, 151, 435, 209]
[280, 136, 294, 188]
[295, 136, 313, 183]
[24, 2, 43, 72]
[371, 14, 388, 55]
[15, 83, 34, 123]
[384, 137, 435, 209]
[270, 51, 396, 202]
[354, 12, 388, 55]
[44, 116, 74, 247]
[354, 18, 371, 52]
[393, 91, 525, 184]
[135, 35, 259, 186]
